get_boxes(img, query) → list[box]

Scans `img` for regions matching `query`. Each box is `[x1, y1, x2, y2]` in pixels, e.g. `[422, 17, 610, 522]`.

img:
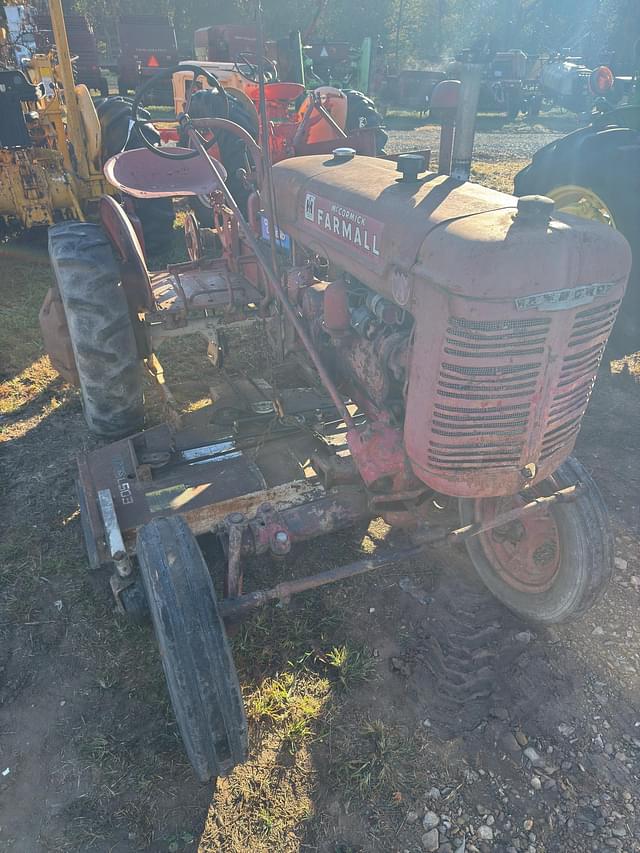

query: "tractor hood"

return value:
[271, 154, 631, 310]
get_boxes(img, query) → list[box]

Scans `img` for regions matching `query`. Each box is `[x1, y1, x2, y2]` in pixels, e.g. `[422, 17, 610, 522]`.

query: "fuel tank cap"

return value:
[517, 195, 555, 225]
[332, 147, 356, 161]
[396, 153, 427, 182]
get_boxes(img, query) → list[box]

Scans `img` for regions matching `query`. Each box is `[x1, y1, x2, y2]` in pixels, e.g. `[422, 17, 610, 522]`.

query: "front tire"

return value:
[459, 457, 613, 623]
[48, 221, 144, 439]
[136, 516, 248, 781]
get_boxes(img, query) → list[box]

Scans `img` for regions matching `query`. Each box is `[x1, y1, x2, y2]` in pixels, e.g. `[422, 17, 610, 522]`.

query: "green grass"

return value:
[324, 644, 377, 689]
[248, 670, 330, 753]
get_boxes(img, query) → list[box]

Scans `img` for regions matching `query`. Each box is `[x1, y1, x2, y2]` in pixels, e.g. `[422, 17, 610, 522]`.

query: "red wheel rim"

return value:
[475, 495, 561, 593]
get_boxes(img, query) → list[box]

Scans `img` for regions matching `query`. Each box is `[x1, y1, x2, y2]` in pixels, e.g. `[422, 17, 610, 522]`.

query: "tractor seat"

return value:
[103, 147, 227, 199]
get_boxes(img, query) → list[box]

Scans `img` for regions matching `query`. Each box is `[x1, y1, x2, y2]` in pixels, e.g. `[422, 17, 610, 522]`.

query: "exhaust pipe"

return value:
[450, 55, 483, 182]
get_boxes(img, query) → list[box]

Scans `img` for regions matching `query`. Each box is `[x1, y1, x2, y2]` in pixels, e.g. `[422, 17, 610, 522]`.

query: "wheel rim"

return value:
[549, 184, 616, 228]
[184, 211, 202, 262]
[475, 495, 562, 593]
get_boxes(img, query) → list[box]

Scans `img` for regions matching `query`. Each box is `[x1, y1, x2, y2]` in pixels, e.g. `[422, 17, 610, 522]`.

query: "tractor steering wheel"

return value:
[131, 63, 229, 160]
[232, 53, 278, 84]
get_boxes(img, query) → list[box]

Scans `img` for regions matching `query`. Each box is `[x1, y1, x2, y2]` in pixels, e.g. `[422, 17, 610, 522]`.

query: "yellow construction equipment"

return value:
[0, 0, 109, 232]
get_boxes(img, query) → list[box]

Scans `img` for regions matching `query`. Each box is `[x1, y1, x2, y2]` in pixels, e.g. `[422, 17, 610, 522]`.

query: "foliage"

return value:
[66, 0, 640, 72]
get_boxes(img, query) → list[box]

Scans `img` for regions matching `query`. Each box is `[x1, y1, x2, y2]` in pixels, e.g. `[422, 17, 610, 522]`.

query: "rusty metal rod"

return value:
[188, 118, 263, 179]
[312, 98, 349, 139]
[446, 483, 582, 542]
[220, 543, 425, 618]
[450, 61, 483, 181]
[184, 123, 357, 431]
[255, 2, 281, 281]
[220, 483, 582, 619]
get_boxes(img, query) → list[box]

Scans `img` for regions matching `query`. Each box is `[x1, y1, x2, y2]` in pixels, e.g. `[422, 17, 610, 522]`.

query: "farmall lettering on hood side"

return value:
[304, 192, 384, 266]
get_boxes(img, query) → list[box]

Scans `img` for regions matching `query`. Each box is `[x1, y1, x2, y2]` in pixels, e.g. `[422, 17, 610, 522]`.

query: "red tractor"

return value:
[42, 62, 631, 782]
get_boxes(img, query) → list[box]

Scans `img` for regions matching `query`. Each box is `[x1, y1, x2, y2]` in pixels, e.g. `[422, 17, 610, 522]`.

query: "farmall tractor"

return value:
[44, 58, 631, 782]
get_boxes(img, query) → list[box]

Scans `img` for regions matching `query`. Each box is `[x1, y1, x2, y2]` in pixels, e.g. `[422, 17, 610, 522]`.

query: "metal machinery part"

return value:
[79, 63, 631, 581]
[81, 137, 630, 567]
[271, 155, 630, 497]
[70, 59, 631, 781]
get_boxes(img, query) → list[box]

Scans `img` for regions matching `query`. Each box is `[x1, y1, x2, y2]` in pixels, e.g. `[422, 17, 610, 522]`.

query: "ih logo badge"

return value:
[304, 193, 316, 221]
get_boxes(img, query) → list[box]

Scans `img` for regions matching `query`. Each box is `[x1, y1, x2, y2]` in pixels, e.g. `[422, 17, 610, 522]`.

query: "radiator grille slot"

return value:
[540, 300, 620, 461]
[430, 316, 550, 470]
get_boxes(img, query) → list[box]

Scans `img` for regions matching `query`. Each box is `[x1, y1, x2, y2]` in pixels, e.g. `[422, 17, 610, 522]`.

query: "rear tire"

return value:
[515, 126, 640, 354]
[136, 516, 248, 781]
[505, 87, 521, 120]
[48, 221, 144, 439]
[459, 457, 613, 623]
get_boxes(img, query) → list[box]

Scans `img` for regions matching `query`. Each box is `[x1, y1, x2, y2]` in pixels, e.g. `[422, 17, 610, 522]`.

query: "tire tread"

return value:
[48, 221, 144, 439]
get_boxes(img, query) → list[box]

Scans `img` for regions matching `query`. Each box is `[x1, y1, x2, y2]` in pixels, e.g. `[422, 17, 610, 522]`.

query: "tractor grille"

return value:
[540, 300, 620, 461]
[428, 316, 551, 471]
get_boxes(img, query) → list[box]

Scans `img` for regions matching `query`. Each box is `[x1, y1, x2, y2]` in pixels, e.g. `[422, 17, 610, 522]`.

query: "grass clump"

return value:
[324, 644, 377, 689]
[248, 670, 329, 753]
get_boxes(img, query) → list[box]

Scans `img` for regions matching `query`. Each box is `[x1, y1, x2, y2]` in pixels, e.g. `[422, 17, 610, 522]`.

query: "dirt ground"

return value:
[1, 148, 640, 853]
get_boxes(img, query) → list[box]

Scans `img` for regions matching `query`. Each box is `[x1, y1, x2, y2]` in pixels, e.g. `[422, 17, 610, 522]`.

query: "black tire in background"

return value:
[182, 88, 259, 218]
[96, 96, 175, 257]
[515, 124, 640, 353]
[459, 457, 614, 624]
[48, 221, 144, 439]
[505, 85, 522, 119]
[136, 515, 248, 781]
[344, 89, 388, 153]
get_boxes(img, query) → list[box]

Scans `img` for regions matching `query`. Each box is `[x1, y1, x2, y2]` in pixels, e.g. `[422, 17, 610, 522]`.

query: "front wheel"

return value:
[137, 516, 248, 781]
[459, 457, 613, 623]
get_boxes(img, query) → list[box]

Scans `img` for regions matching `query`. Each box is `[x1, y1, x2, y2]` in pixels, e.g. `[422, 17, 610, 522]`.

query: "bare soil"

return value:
[1, 155, 640, 853]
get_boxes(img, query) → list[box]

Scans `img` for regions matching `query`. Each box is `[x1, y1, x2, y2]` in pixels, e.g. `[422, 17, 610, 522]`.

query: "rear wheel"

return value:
[48, 221, 144, 439]
[459, 457, 613, 623]
[515, 126, 640, 353]
[136, 515, 247, 781]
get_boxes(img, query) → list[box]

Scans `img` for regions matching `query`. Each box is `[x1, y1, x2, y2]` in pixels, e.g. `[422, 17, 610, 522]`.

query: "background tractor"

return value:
[0, 0, 109, 233]
[40, 53, 632, 783]
[0, 0, 172, 250]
